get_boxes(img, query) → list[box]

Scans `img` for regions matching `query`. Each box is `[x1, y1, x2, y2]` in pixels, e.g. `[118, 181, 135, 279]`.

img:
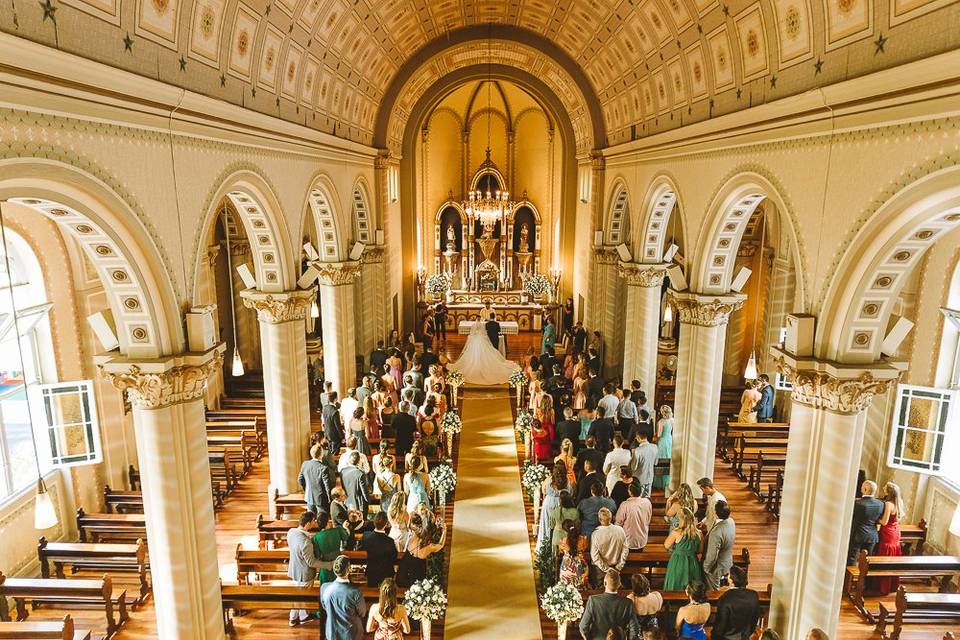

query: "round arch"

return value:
[819, 165, 960, 363]
[0, 158, 182, 358]
[198, 169, 296, 294]
[636, 175, 685, 264]
[350, 177, 375, 246]
[605, 179, 630, 246]
[302, 175, 347, 263]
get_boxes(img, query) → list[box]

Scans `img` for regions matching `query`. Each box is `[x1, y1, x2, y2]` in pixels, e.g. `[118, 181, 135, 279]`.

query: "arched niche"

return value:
[606, 182, 630, 246]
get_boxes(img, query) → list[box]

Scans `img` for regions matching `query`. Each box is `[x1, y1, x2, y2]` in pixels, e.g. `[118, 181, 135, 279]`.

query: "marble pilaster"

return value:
[619, 262, 667, 400]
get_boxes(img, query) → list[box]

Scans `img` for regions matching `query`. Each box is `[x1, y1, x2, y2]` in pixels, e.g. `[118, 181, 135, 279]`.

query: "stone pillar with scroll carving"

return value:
[356, 246, 387, 357]
[317, 261, 362, 396]
[619, 262, 667, 399]
[241, 288, 315, 497]
[589, 247, 622, 377]
[669, 291, 745, 492]
[768, 351, 902, 639]
[98, 347, 226, 640]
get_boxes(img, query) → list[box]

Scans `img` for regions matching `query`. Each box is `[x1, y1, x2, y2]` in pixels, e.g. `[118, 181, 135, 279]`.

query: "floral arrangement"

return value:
[521, 462, 549, 493]
[508, 370, 529, 389]
[522, 272, 552, 297]
[440, 410, 462, 435]
[404, 577, 448, 621]
[445, 370, 464, 389]
[540, 582, 584, 624]
[424, 273, 451, 296]
[515, 409, 534, 437]
[429, 463, 457, 499]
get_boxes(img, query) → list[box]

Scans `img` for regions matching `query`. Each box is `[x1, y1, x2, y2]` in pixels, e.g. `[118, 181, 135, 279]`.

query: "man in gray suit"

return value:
[297, 444, 332, 514]
[340, 451, 371, 519]
[578, 570, 639, 640]
[286, 511, 324, 626]
[630, 426, 659, 497]
[703, 500, 736, 590]
[320, 555, 367, 640]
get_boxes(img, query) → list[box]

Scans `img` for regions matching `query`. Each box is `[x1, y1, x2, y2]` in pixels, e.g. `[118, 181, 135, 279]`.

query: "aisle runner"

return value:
[445, 389, 542, 639]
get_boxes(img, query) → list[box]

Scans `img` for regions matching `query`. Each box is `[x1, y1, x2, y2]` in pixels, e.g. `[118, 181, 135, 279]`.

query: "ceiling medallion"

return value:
[200, 7, 216, 39]
[785, 6, 801, 39]
[237, 29, 249, 56]
[152, 0, 169, 15]
[747, 30, 759, 57]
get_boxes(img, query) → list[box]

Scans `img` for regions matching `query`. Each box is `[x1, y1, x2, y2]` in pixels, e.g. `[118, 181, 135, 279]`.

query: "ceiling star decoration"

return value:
[814, 58, 824, 75]
[38, 0, 56, 23]
[874, 33, 888, 54]
[122, 33, 133, 52]
[770, 75, 777, 88]
[178, 56, 187, 72]
[219, 74, 226, 87]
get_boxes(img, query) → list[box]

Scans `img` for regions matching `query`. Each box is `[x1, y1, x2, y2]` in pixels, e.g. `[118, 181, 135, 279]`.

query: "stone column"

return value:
[316, 261, 362, 396]
[240, 289, 314, 497]
[590, 247, 622, 377]
[98, 348, 225, 640]
[619, 262, 667, 399]
[769, 351, 901, 639]
[668, 291, 745, 492]
[356, 246, 387, 356]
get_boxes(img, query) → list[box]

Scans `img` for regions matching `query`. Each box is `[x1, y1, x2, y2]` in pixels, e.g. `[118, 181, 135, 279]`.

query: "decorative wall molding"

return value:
[240, 289, 316, 324]
[315, 261, 362, 287]
[774, 355, 900, 414]
[593, 247, 619, 265]
[99, 349, 224, 410]
[668, 290, 745, 327]
[618, 261, 666, 288]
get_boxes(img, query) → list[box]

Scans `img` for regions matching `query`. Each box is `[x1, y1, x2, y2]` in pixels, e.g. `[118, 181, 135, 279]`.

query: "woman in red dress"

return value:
[870, 481, 904, 594]
[532, 418, 554, 463]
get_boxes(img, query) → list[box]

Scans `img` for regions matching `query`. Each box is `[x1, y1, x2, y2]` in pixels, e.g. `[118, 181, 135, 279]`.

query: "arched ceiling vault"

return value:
[9, 0, 958, 148]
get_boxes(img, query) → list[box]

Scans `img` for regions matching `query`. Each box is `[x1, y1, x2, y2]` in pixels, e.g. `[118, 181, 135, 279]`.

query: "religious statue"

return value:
[481, 219, 495, 239]
[446, 224, 457, 252]
[519, 223, 529, 250]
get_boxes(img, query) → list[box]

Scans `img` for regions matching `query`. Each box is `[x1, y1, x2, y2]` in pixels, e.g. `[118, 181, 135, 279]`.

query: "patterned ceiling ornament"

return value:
[618, 262, 666, 288]
[360, 246, 385, 264]
[774, 356, 900, 415]
[667, 291, 745, 327]
[315, 261, 362, 286]
[240, 289, 316, 324]
[99, 349, 224, 410]
[593, 247, 620, 265]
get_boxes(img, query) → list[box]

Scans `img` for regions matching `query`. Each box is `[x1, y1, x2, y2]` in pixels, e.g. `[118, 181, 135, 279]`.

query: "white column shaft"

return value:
[623, 283, 661, 399]
[320, 281, 358, 396]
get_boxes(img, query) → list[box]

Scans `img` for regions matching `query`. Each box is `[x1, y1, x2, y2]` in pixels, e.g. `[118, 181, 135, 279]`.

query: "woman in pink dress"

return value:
[869, 481, 905, 594]
[572, 372, 587, 410]
[386, 349, 403, 392]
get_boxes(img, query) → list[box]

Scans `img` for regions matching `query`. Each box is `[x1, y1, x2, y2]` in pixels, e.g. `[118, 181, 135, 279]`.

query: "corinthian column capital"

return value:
[97, 346, 224, 410]
[240, 288, 316, 323]
[618, 262, 667, 287]
[593, 247, 620, 265]
[668, 290, 745, 327]
[315, 261, 362, 286]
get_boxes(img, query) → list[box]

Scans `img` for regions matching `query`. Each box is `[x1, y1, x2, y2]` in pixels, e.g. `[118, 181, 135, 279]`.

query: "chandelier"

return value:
[464, 182, 515, 226]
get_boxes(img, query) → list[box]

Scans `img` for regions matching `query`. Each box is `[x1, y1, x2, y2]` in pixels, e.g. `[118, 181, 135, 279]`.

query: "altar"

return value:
[457, 320, 519, 335]
[444, 291, 545, 333]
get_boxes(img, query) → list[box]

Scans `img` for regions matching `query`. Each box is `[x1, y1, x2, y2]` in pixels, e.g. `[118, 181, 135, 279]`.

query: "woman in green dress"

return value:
[311, 511, 352, 583]
[662, 506, 703, 591]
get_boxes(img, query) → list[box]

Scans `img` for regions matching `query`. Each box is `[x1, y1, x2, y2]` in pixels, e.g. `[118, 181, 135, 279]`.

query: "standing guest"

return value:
[433, 302, 448, 346]
[847, 479, 884, 565]
[365, 578, 410, 640]
[618, 391, 639, 440]
[555, 438, 578, 490]
[579, 570, 639, 640]
[401, 375, 424, 410]
[403, 455, 432, 513]
[349, 407, 372, 457]
[869, 481, 905, 593]
[579, 480, 617, 540]
[404, 442, 430, 473]
[396, 513, 446, 587]
[663, 507, 703, 591]
[572, 370, 588, 411]
[375, 455, 401, 510]
[386, 348, 403, 392]
[572, 321, 587, 355]
[666, 483, 697, 528]
[558, 519, 589, 589]
[738, 380, 761, 423]
[319, 380, 335, 407]
[361, 512, 398, 587]
[380, 364, 400, 407]
[371, 440, 389, 478]
[576, 459, 605, 504]
[404, 360, 424, 395]
[696, 477, 727, 531]
[338, 437, 370, 473]
[654, 406, 674, 490]
[386, 492, 411, 550]
[329, 487, 348, 527]
[340, 388, 360, 431]
[587, 367, 605, 406]
[609, 466, 634, 508]
[532, 417, 554, 464]
[628, 380, 643, 404]
[420, 313, 435, 352]
[356, 376, 374, 409]
[630, 428, 659, 497]
[598, 385, 621, 426]
[392, 402, 416, 459]
[575, 436, 605, 482]
[579, 401, 598, 443]
[420, 345, 438, 371]
[753, 374, 775, 422]
[603, 435, 632, 493]
[286, 511, 322, 626]
[550, 492, 580, 551]
[340, 451, 372, 519]
[616, 482, 653, 550]
[297, 444, 328, 514]
[538, 462, 569, 551]
[312, 511, 351, 583]
[541, 316, 557, 354]
[702, 501, 736, 590]
[712, 565, 760, 640]
[320, 556, 367, 640]
[556, 407, 582, 448]
[589, 406, 615, 453]
[369, 340, 389, 374]
[322, 391, 343, 453]
[761, 631, 782, 640]
[674, 581, 710, 640]
[626, 574, 662, 632]
[590, 508, 629, 586]
[379, 396, 397, 436]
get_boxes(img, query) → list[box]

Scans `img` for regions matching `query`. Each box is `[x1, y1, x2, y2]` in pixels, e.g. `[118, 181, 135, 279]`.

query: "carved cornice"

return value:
[775, 356, 900, 415]
[206, 244, 221, 266]
[240, 288, 316, 323]
[590, 150, 605, 170]
[618, 262, 666, 287]
[593, 247, 620, 265]
[315, 260, 362, 286]
[99, 349, 224, 410]
[668, 291, 745, 327]
[361, 246, 385, 264]
[374, 150, 398, 169]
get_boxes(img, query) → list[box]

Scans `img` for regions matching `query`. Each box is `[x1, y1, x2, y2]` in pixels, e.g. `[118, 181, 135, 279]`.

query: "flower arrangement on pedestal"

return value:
[429, 463, 457, 507]
[404, 577, 448, 640]
[522, 273, 552, 299]
[424, 273, 451, 299]
[509, 370, 529, 408]
[541, 582, 585, 640]
[446, 370, 464, 406]
[439, 409, 462, 458]
[522, 462, 549, 526]
[515, 409, 534, 439]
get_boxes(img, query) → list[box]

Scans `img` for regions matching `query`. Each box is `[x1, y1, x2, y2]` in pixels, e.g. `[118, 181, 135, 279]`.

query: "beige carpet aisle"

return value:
[444, 388, 542, 639]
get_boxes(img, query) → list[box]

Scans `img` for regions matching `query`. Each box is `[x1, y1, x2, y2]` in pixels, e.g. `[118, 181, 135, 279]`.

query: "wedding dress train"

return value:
[448, 320, 520, 386]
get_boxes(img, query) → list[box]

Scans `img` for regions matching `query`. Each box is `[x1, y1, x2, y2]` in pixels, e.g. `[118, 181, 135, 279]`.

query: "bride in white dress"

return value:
[448, 315, 520, 386]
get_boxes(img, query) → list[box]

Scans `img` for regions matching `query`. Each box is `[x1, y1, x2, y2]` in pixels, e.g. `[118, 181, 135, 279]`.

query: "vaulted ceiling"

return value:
[3, 0, 957, 151]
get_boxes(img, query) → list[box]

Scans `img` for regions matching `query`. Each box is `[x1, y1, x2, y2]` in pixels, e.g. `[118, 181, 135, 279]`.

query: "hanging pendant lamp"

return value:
[223, 209, 244, 377]
[663, 303, 673, 323]
[310, 300, 320, 319]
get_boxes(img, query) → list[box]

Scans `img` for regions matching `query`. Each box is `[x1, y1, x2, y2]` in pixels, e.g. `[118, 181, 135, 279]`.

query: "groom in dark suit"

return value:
[847, 479, 884, 565]
[485, 317, 502, 351]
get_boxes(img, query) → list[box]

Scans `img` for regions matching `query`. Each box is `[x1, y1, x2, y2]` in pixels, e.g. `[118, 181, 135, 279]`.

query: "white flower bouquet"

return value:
[541, 582, 584, 624]
[508, 370, 529, 389]
[404, 577, 448, 621]
[515, 409, 534, 437]
[523, 272, 552, 297]
[424, 273, 451, 297]
[440, 410, 462, 435]
[429, 463, 457, 498]
[446, 370, 464, 389]
[522, 463, 549, 493]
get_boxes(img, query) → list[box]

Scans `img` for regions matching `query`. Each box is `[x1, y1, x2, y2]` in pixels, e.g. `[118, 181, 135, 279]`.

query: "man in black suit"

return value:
[847, 479, 884, 565]
[340, 451, 371, 519]
[578, 570, 639, 640]
[588, 406, 615, 453]
[712, 565, 760, 640]
[571, 321, 587, 355]
[360, 512, 398, 587]
[574, 435, 605, 480]
[555, 407, 581, 449]
[586, 367, 605, 406]
[420, 345, 438, 371]
[369, 340, 388, 374]
[485, 318, 501, 351]
[392, 402, 417, 459]
[322, 392, 343, 453]
[575, 458, 605, 504]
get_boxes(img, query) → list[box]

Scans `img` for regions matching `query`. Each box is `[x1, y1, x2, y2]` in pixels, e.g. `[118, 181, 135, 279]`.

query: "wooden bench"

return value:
[764, 468, 784, 518]
[256, 515, 295, 550]
[205, 420, 265, 457]
[76, 509, 146, 544]
[127, 466, 224, 509]
[876, 586, 960, 640]
[38, 537, 149, 605]
[747, 452, 786, 500]
[720, 422, 790, 461]
[0, 572, 128, 639]
[618, 548, 750, 585]
[235, 546, 400, 584]
[849, 551, 960, 621]
[732, 435, 789, 480]
[900, 520, 928, 555]
[102, 487, 142, 514]
[0, 614, 91, 640]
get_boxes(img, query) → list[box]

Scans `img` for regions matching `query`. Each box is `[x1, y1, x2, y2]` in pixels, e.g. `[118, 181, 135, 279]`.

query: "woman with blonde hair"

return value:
[386, 491, 410, 549]
[870, 481, 905, 593]
[404, 441, 430, 473]
[366, 577, 411, 639]
[554, 438, 577, 490]
[665, 483, 696, 528]
[655, 405, 674, 489]
[738, 379, 761, 423]
[662, 507, 703, 590]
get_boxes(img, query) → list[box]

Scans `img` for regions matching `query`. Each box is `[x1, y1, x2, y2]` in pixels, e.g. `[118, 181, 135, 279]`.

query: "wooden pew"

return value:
[256, 514, 295, 550]
[876, 586, 960, 640]
[0, 614, 91, 640]
[764, 468, 784, 518]
[900, 520, 928, 555]
[747, 452, 786, 500]
[127, 466, 224, 509]
[205, 420, 265, 457]
[76, 509, 146, 544]
[102, 487, 142, 514]
[720, 422, 790, 462]
[850, 551, 960, 621]
[38, 537, 149, 605]
[732, 435, 789, 480]
[235, 547, 400, 584]
[0, 572, 128, 639]
[619, 547, 750, 585]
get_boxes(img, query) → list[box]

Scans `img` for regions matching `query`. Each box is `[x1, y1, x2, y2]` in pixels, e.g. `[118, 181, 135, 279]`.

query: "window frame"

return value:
[887, 383, 955, 475]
